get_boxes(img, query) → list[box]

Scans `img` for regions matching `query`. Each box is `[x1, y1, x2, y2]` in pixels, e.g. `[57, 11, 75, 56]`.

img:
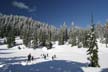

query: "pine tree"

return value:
[32, 31, 38, 48]
[87, 16, 100, 67]
[59, 25, 64, 45]
[38, 28, 47, 46]
[47, 26, 53, 49]
[69, 22, 77, 46]
[82, 30, 89, 48]
[59, 22, 69, 45]
[23, 31, 31, 47]
[104, 22, 108, 48]
[7, 27, 15, 48]
[63, 22, 68, 42]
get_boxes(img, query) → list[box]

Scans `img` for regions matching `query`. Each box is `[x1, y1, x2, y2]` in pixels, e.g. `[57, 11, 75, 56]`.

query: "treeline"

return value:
[0, 13, 108, 48]
[0, 14, 57, 48]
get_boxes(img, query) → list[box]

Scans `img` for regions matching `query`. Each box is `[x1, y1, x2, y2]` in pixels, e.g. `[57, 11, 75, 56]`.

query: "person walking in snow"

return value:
[18, 46, 21, 50]
[27, 53, 31, 62]
[47, 53, 48, 57]
[31, 56, 34, 61]
[52, 55, 56, 60]
[43, 54, 46, 59]
[52, 56, 54, 60]
[54, 54, 56, 58]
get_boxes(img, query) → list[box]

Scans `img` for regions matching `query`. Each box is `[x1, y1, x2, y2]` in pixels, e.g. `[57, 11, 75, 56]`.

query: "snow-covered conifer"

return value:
[87, 24, 100, 67]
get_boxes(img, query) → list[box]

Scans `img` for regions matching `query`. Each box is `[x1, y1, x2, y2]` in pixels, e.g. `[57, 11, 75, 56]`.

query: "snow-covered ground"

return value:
[0, 40, 108, 72]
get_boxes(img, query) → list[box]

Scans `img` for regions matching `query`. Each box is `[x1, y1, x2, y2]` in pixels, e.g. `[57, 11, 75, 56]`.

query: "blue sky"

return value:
[0, 0, 108, 28]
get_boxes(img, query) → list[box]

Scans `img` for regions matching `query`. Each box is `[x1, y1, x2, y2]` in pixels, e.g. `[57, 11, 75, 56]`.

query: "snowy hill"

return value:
[0, 41, 108, 72]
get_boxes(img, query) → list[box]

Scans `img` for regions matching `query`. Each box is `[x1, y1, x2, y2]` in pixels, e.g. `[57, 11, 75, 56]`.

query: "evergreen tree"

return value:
[59, 26, 64, 45]
[47, 26, 53, 49]
[87, 24, 100, 67]
[23, 31, 31, 47]
[38, 28, 47, 46]
[32, 31, 38, 48]
[104, 22, 108, 47]
[63, 22, 68, 41]
[59, 22, 69, 45]
[82, 29, 90, 48]
[7, 27, 15, 48]
[69, 22, 77, 46]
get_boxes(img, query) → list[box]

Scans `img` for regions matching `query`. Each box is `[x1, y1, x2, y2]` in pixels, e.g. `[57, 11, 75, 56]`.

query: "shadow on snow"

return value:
[0, 52, 14, 54]
[0, 49, 9, 51]
[100, 68, 108, 72]
[0, 56, 26, 64]
[0, 60, 87, 72]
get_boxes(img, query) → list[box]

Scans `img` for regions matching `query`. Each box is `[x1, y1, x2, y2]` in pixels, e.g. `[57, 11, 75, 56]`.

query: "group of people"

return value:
[41, 53, 56, 60]
[41, 54, 48, 59]
[27, 53, 56, 62]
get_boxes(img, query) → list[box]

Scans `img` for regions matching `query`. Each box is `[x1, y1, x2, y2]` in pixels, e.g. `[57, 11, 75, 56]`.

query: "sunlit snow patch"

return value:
[0, 64, 5, 68]
[21, 61, 27, 66]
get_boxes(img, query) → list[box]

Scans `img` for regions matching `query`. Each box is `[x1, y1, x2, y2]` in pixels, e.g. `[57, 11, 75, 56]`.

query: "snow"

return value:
[15, 37, 23, 45]
[0, 38, 6, 44]
[0, 40, 108, 72]
[0, 64, 5, 68]
[42, 47, 48, 52]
